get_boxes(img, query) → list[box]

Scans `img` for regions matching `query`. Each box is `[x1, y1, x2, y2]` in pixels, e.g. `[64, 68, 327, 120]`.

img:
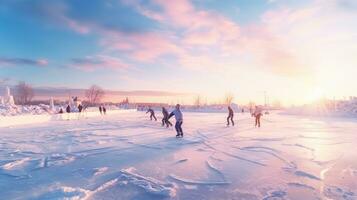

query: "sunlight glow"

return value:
[305, 87, 325, 103]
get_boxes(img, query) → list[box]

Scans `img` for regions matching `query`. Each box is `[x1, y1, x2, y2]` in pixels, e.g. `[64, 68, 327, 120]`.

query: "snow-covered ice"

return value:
[0, 111, 356, 199]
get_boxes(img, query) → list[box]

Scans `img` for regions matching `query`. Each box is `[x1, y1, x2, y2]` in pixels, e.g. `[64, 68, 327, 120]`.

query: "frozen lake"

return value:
[0, 111, 356, 200]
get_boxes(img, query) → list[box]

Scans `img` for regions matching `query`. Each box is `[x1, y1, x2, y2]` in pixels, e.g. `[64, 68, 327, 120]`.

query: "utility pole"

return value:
[264, 91, 267, 107]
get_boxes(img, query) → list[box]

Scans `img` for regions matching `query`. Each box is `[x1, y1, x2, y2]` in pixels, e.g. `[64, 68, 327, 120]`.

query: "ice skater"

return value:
[146, 107, 157, 121]
[78, 104, 83, 113]
[161, 107, 172, 127]
[66, 105, 71, 113]
[227, 105, 234, 126]
[103, 106, 106, 115]
[66, 104, 71, 120]
[253, 106, 262, 128]
[168, 104, 183, 137]
[99, 106, 103, 115]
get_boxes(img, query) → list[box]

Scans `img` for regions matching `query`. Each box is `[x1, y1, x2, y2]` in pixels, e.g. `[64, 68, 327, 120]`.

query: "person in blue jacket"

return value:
[168, 104, 183, 137]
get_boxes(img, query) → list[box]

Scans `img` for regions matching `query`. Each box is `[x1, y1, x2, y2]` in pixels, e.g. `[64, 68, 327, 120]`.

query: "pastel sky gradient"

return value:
[1, 0, 357, 105]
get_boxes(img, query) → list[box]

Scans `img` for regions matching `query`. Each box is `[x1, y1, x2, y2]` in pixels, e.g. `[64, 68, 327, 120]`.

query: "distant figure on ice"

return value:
[253, 106, 262, 128]
[99, 106, 103, 115]
[59, 108, 64, 114]
[66, 105, 71, 113]
[241, 108, 244, 113]
[168, 104, 183, 137]
[103, 106, 106, 115]
[78, 104, 83, 113]
[146, 107, 157, 121]
[227, 106, 234, 126]
[161, 107, 172, 127]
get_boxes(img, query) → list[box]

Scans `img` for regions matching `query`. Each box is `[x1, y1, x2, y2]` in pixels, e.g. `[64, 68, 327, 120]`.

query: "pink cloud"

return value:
[101, 32, 183, 62]
[62, 17, 90, 34]
[117, 0, 242, 66]
[37, 59, 49, 66]
[94, 0, 313, 77]
[35, 2, 91, 34]
[136, 0, 241, 46]
[70, 55, 129, 71]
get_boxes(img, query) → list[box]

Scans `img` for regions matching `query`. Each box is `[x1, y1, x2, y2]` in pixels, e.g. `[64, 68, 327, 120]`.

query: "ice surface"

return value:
[119, 167, 177, 197]
[0, 111, 356, 199]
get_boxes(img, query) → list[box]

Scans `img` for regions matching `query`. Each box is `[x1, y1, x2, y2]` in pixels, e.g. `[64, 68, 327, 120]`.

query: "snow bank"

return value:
[0, 104, 51, 116]
[0, 109, 136, 127]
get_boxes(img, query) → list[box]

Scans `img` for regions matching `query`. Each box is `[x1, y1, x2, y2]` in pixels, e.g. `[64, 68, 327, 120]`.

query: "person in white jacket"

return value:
[168, 104, 183, 137]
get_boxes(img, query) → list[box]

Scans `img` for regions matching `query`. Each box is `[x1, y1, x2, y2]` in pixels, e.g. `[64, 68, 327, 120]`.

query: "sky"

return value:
[0, 0, 357, 105]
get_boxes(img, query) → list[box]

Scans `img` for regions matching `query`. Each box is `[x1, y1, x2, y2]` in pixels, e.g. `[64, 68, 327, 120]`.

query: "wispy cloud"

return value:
[70, 55, 129, 71]
[0, 57, 48, 67]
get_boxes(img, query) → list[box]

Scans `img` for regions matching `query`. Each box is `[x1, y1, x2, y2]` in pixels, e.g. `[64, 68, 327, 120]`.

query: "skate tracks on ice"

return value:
[0, 112, 356, 199]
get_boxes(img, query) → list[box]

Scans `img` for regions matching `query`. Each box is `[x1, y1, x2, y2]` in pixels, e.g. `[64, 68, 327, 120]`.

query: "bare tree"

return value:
[85, 85, 105, 106]
[224, 93, 234, 105]
[15, 81, 34, 105]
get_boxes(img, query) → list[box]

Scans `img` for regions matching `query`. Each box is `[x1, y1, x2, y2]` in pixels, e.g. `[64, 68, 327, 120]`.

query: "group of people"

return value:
[58, 104, 108, 116]
[99, 106, 107, 115]
[146, 104, 264, 138]
[146, 104, 184, 138]
[226, 105, 263, 127]
[58, 104, 80, 114]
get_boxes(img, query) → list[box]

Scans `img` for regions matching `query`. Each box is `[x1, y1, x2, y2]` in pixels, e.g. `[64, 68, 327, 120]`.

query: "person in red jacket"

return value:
[253, 106, 262, 128]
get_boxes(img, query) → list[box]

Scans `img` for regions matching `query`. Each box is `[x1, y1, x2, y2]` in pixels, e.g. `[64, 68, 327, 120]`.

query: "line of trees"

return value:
[12, 82, 106, 106]
[193, 93, 235, 107]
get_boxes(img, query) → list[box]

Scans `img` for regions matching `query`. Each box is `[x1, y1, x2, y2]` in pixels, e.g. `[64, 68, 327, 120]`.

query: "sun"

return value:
[306, 87, 325, 103]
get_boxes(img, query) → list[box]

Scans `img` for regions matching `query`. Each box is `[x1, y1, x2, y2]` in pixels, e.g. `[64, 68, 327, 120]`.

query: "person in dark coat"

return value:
[146, 107, 157, 121]
[66, 105, 71, 113]
[78, 104, 83, 113]
[161, 107, 172, 127]
[168, 104, 183, 137]
[59, 108, 64, 114]
[99, 106, 102, 114]
[227, 106, 234, 126]
[103, 106, 106, 115]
